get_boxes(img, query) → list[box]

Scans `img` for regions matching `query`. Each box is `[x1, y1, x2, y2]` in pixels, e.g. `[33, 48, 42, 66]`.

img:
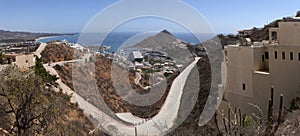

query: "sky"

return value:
[0, 0, 299, 34]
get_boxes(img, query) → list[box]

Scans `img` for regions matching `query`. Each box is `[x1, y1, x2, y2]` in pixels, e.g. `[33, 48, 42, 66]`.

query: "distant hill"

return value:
[218, 12, 300, 44]
[131, 29, 199, 67]
[0, 30, 74, 43]
[241, 12, 300, 42]
[132, 29, 179, 51]
[248, 19, 281, 42]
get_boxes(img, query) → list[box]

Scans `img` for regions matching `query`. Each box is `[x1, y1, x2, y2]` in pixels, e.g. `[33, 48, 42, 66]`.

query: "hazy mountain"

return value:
[0, 30, 74, 43]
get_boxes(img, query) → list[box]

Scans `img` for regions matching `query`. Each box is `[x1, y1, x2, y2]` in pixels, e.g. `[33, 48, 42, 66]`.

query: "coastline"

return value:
[35, 36, 60, 41]
[35, 33, 77, 42]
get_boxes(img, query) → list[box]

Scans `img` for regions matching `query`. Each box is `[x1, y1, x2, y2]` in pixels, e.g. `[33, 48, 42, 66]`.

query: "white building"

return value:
[129, 51, 143, 63]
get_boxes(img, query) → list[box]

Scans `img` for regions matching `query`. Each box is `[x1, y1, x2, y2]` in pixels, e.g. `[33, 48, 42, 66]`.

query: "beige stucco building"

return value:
[4, 53, 35, 69]
[219, 19, 300, 118]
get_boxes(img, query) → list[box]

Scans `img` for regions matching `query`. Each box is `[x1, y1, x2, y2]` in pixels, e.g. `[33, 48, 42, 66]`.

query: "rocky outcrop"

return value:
[41, 43, 83, 63]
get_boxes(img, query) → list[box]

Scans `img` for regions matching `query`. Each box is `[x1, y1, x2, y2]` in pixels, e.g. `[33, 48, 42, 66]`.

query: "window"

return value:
[262, 55, 265, 62]
[25, 60, 28, 63]
[242, 83, 246, 91]
[290, 52, 294, 60]
[274, 51, 277, 59]
[298, 53, 300, 61]
[265, 52, 269, 59]
[282, 52, 285, 60]
[271, 31, 278, 42]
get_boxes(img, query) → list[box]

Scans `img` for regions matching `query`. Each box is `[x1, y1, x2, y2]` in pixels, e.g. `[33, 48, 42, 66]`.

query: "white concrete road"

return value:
[44, 55, 136, 135]
[34, 42, 47, 58]
[118, 57, 200, 135]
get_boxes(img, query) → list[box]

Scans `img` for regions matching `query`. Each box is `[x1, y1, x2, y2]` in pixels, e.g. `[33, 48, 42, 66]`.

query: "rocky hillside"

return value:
[219, 12, 300, 43]
[276, 109, 300, 135]
[55, 54, 219, 135]
[132, 30, 201, 67]
[56, 55, 179, 118]
[54, 34, 221, 135]
[0, 67, 104, 136]
[244, 15, 300, 42]
[133, 30, 178, 50]
[56, 30, 210, 118]
[41, 42, 83, 63]
[248, 19, 281, 42]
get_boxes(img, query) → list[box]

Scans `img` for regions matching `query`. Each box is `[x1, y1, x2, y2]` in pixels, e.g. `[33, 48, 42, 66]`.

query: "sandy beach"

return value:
[35, 36, 60, 41]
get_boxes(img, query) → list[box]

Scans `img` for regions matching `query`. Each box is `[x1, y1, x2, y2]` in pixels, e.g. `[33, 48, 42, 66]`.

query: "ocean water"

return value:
[38, 32, 214, 52]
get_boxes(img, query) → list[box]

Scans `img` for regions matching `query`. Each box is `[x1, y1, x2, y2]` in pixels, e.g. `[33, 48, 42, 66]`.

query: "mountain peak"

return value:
[131, 29, 178, 51]
[160, 29, 173, 36]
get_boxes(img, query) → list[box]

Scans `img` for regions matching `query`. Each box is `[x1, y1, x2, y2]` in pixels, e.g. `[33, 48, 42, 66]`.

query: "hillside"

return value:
[41, 42, 83, 63]
[56, 55, 179, 118]
[53, 33, 220, 135]
[133, 30, 178, 50]
[56, 30, 209, 118]
[248, 19, 280, 41]
[276, 109, 300, 135]
[242, 16, 300, 42]
[131, 30, 197, 67]
[0, 66, 104, 136]
[55, 53, 219, 135]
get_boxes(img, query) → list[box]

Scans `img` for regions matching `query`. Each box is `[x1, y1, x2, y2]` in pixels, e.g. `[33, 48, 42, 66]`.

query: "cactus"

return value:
[239, 108, 242, 127]
[228, 107, 231, 134]
[267, 87, 274, 123]
[266, 87, 274, 135]
[216, 86, 285, 135]
[214, 113, 221, 135]
[273, 94, 283, 133]
[265, 86, 284, 135]
[223, 117, 228, 134]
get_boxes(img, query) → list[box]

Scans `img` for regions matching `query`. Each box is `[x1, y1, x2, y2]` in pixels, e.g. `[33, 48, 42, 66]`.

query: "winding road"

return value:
[34, 42, 47, 58]
[37, 43, 200, 135]
[134, 72, 151, 90]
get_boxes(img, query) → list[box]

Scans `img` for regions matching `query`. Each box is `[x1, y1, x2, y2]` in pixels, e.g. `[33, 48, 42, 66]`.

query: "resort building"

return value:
[129, 51, 143, 63]
[219, 18, 300, 117]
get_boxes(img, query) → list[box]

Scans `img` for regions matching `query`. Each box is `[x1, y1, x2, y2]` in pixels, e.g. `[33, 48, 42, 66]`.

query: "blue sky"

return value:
[0, 0, 299, 34]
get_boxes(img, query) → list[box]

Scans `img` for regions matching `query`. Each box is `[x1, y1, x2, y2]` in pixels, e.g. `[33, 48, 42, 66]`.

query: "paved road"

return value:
[118, 57, 201, 135]
[47, 54, 91, 67]
[44, 54, 136, 135]
[134, 72, 151, 90]
[42, 45, 200, 135]
[34, 42, 47, 58]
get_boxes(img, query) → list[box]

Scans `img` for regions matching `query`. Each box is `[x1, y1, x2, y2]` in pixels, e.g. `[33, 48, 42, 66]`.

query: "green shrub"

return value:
[244, 114, 259, 128]
[34, 56, 58, 83]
